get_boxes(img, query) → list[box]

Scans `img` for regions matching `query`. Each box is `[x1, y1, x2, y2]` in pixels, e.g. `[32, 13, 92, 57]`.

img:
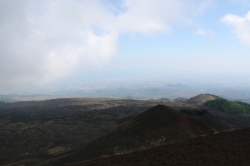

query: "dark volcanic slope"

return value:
[179, 109, 232, 132]
[58, 105, 214, 164]
[0, 98, 162, 166]
[69, 127, 250, 166]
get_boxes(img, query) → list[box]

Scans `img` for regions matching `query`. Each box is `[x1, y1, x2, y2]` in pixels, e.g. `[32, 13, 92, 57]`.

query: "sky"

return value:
[0, 0, 250, 93]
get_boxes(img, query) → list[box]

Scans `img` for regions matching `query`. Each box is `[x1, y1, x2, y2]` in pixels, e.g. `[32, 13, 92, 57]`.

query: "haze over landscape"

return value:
[2, 1, 250, 165]
[1, 0, 250, 100]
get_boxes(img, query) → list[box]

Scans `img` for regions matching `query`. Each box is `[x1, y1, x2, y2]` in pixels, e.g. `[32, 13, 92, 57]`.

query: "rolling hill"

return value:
[56, 105, 215, 165]
[205, 95, 250, 115]
[2, 94, 250, 165]
[185, 94, 215, 105]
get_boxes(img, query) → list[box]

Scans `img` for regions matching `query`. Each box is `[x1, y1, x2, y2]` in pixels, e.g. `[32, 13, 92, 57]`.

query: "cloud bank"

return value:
[222, 11, 250, 45]
[0, 0, 211, 89]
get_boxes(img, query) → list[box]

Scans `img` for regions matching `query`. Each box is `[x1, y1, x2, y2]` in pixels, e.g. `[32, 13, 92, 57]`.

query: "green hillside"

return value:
[205, 96, 250, 115]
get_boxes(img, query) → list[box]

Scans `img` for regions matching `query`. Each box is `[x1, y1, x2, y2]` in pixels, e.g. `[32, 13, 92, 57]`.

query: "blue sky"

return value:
[0, 0, 250, 92]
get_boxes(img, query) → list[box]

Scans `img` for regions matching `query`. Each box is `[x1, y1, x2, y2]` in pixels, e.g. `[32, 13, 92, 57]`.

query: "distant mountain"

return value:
[174, 97, 187, 101]
[58, 105, 214, 164]
[150, 98, 173, 102]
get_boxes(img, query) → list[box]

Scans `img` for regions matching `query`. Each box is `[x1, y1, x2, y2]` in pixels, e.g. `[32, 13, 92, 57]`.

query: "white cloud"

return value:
[196, 29, 215, 39]
[221, 11, 250, 45]
[196, 29, 206, 36]
[0, 0, 212, 89]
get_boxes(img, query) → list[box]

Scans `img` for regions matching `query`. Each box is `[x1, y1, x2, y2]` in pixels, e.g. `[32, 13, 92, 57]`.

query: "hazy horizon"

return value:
[1, 0, 250, 99]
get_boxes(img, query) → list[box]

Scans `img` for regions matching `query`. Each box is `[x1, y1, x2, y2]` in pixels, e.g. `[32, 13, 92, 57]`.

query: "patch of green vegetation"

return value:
[205, 97, 250, 115]
[9, 122, 38, 129]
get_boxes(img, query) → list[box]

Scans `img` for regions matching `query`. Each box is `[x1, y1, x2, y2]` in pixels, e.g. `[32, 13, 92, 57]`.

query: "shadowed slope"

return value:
[69, 127, 250, 166]
[179, 109, 232, 132]
[58, 105, 214, 164]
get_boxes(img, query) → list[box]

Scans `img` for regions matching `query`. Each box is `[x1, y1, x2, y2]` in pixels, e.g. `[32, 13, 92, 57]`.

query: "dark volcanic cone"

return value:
[58, 105, 214, 164]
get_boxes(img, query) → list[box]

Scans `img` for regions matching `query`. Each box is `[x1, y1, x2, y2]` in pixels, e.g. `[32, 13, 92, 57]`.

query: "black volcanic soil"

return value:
[68, 127, 250, 166]
[2, 95, 250, 166]
[0, 98, 163, 166]
[58, 105, 214, 165]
